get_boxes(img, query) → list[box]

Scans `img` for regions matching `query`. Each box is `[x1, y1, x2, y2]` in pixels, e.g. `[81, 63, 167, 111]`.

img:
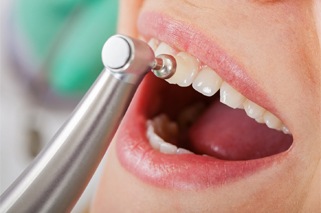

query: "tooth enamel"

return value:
[282, 126, 291, 134]
[159, 143, 178, 154]
[176, 148, 193, 154]
[146, 121, 163, 149]
[263, 111, 282, 130]
[148, 38, 159, 51]
[220, 82, 246, 109]
[155, 42, 176, 56]
[255, 117, 265, 124]
[192, 66, 222, 96]
[166, 52, 199, 87]
[243, 99, 266, 120]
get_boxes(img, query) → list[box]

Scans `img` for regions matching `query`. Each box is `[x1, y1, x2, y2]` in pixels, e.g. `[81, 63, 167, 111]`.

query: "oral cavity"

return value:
[148, 38, 290, 134]
[145, 38, 292, 159]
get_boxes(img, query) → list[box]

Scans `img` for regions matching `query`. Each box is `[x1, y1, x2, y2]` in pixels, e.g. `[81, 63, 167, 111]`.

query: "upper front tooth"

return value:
[192, 66, 223, 96]
[243, 99, 266, 120]
[155, 42, 176, 56]
[148, 38, 159, 51]
[263, 111, 282, 129]
[220, 82, 246, 109]
[166, 52, 200, 87]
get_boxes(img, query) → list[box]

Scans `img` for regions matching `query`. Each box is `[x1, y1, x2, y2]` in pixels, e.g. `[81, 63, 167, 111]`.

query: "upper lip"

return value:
[114, 11, 292, 190]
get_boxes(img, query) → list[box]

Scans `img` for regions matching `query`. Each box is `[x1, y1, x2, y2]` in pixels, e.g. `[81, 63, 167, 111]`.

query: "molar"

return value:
[220, 82, 246, 109]
[166, 52, 200, 87]
[192, 66, 222, 96]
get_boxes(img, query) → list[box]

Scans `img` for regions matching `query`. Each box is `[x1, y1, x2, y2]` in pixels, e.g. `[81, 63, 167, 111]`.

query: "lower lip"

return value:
[115, 74, 285, 189]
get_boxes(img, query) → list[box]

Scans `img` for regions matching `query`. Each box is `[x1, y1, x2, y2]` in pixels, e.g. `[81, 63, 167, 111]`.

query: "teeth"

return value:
[147, 38, 291, 135]
[263, 111, 282, 130]
[243, 100, 266, 120]
[281, 125, 290, 134]
[155, 42, 176, 56]
[146, 115, 193, 155]
[220, 82, 246, 109]
[148, 38, 159, 52]
[159, 142, 178, 154]
[166, 52, 200, 87]
[192, 66, 222, 96]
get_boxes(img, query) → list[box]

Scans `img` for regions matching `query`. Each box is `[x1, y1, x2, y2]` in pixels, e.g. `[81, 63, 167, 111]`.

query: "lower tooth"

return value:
[176, 148, 193, 154]
[146, 115, 193, 155]
[159, 142, 178, 154]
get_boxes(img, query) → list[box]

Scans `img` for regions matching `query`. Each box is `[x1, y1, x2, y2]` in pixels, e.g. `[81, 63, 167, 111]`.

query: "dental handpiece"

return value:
[0, 35, 176, 213]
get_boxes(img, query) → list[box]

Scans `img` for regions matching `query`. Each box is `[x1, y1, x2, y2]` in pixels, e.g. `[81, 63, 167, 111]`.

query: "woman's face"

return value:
[91, 1, 320, 212]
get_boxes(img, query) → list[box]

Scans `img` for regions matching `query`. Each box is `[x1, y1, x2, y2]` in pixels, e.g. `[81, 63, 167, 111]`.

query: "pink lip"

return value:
[115, 12, 288, 189]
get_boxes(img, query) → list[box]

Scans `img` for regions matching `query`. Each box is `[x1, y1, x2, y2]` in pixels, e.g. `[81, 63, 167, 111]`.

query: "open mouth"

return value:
[114, 12, 293, 189]
[146, 39, 292, 160]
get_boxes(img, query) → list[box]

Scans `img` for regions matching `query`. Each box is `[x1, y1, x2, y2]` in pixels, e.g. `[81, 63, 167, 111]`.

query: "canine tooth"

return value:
[167, 52, 199, 87]
[192, 66, 222, 96]
[243, 99, 266, 120]
[220, 82, 246, 109]
[159, 142, 178, 154]
[263, 111, 282, 129]
[148, 38, 159, 52]
[155, 42, 176, 56]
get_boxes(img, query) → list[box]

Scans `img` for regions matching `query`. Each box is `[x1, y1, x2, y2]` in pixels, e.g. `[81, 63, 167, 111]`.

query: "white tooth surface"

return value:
[243, 99, 266, 120]
[160, 143, 178, 154]
[255, 117, 265, 124]
[146, 117, 192, 154]
[220, 82, 246, 109]
[148, 38, 159, 52]
[282, 126, 291, 134]
[146, 121, 162, 149]
[155, 42, 176, 56]
[263, 111, 282, 129]
[176, 148, 193, 154]
[166, 52, 199, 87]
[192, 66, 222, 96]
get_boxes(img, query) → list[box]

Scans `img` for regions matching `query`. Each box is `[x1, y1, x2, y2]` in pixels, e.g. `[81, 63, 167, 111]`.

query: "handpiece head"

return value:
[102, 34, 176, 81]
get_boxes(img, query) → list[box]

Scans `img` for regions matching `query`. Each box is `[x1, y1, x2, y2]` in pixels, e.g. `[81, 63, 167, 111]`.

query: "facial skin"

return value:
[91, 1, 320, 212]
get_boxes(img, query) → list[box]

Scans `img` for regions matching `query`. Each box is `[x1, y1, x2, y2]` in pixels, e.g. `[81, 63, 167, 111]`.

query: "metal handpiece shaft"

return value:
[0, 35, 158, 213]
[0, 70, 139, 212]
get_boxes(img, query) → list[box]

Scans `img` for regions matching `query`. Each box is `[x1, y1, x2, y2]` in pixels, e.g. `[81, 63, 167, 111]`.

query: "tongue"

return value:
[188, 100, 293, 160]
